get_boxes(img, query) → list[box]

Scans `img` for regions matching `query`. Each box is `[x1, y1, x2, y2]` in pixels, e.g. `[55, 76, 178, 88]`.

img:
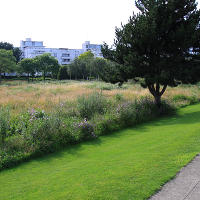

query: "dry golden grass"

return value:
[0, 80, 199, 114]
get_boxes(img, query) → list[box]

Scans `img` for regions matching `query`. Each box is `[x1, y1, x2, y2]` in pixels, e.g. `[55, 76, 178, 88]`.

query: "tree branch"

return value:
[148, 84, 156, 96]
[156, 82, 160, 94]
[159, 84, 167, 96]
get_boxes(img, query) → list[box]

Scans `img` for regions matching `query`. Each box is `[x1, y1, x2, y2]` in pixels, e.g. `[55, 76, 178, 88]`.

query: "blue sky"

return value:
[0, 0, 199, 49]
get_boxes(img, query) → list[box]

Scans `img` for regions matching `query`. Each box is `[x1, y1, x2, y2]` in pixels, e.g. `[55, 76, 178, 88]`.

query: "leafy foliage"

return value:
[59, 52, 113, 81]
[57, 65, 69, 80]
[0, 42, 22, 63]
[0, 108, 10, 145]
[35, 53, 60, 80]
[13, 48, 23, 64]
[77, 92, 108, 119]
[0, 49, 16, 82]
[18, 58, 37, 81]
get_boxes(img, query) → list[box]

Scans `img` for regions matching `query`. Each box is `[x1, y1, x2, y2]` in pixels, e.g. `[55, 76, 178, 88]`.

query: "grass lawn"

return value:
[0, 104, 200, 200]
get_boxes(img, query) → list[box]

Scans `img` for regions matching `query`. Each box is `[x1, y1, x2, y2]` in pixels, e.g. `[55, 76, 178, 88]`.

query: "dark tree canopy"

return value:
[102, 0, 200, 106]
[0, 49, 16, 82]
[0, 42, 22, 63]
[13, 47, 23, 64]
[35, 53, 60, 81]
[18, 58, 37, 81]
[0, 42, 13, 50]
[57, 65, 69, 80]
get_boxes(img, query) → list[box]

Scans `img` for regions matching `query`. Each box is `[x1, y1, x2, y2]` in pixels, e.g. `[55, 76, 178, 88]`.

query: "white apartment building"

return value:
[82, 41, 103, 58]
[20, 38, 103, 65]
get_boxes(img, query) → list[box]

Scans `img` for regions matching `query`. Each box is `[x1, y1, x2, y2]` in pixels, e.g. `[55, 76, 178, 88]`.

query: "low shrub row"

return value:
[172, 94, 200, 107]
[0, 92, 175, 170]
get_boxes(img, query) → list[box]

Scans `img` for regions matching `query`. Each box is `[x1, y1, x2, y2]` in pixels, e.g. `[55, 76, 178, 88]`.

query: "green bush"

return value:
[94, 113, 120, 135]
[57, 65, 69, 80]
[114, 93, 124, 102]
[0, 108, 10, 145]
[172, 94, 199, 106]
[115, 97, 174, 127]
[116, 101, 137, 126]
[74, 119, 96, 140]
[77, 92, 108, 119]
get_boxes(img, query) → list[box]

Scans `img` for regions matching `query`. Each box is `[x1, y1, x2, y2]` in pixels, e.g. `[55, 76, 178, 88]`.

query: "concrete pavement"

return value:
[149, 155, 200, 200]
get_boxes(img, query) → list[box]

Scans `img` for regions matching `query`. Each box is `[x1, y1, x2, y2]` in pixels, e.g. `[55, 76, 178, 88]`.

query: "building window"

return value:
[62, 53, 70, 57]
[62, 59, 70, 62]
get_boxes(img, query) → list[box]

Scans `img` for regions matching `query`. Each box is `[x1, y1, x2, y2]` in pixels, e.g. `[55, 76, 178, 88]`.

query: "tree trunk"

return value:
[43, 71, 46, 82]
[154, 94, 161, 107]
[27, 73, 30, 82]
[148, 84, 167, 107]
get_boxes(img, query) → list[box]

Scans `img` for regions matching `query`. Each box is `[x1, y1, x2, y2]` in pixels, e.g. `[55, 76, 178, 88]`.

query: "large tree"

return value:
[18, 58, 37, 82]
[0, 42, 13, 50]
[13, 47, 23, 64]
[0, 42, 22, 63]
[79, 51, 94, 79]
[102, 0, 200, 106]
[35, 53, 60, 81]
[0, 49, 16, 82]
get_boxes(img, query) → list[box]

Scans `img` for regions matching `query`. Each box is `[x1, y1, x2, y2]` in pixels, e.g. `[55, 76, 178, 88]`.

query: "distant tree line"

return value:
[57, 51, 118, 81]
[0, 41, 119, 83]
[0, 43, 60, 82]
[18, 51, 115, 82]
[18, 53, 60, 81]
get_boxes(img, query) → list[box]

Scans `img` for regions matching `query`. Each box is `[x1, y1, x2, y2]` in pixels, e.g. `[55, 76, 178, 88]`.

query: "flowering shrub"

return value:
[116, 101, 137, 127]
[94, 113, 119, 135]
[28, 108, 46, 121]
[74, 119, 96, 140]
[77, 92, 108, 119]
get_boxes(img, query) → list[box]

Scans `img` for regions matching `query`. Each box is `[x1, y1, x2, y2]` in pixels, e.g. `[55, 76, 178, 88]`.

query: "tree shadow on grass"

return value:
[151, 111, 200, 127]
[1, 138, 104, 173]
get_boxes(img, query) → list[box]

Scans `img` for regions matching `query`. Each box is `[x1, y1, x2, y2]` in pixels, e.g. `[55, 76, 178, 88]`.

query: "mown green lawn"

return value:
[1, 104, 200, 200]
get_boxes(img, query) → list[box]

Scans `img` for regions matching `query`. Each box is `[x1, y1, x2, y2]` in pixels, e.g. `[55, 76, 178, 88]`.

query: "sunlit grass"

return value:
[0, 80, 199, 114]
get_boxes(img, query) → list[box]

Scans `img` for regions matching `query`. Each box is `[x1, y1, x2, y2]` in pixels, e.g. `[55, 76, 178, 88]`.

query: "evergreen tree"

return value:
[102, 0, 200, 106]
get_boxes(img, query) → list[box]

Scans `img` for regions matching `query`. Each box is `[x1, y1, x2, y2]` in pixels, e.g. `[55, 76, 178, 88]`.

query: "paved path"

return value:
[150, 155, 200, 200]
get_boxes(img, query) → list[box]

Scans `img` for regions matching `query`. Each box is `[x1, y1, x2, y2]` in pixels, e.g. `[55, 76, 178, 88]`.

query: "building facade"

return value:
[20, 38, 103, 65]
